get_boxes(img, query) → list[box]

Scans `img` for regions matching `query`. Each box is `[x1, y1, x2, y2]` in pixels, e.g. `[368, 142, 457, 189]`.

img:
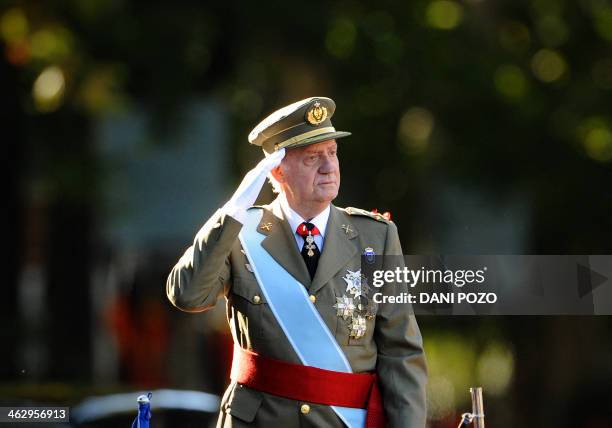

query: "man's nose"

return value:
[318, 155, 335, 174]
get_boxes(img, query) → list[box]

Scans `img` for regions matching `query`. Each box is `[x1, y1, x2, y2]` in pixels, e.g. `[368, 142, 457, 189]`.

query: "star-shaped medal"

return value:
[333, 295, 356, 320]
[343, 269, 363, 297]
[349, 316, 367, 339]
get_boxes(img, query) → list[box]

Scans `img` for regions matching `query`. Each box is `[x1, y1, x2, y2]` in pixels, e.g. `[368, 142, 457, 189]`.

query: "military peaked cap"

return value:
[248, 97, 351, 154]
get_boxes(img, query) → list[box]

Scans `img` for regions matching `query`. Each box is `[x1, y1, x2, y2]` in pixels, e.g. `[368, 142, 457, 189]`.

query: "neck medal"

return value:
[305, 233, 316, 257]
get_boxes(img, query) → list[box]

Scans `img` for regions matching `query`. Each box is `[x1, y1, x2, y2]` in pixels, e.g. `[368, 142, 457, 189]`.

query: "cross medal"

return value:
[305, 233, 316, 257]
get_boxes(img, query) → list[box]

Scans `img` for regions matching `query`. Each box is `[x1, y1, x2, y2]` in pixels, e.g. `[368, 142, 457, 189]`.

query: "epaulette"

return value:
[344, 207, 391, 223]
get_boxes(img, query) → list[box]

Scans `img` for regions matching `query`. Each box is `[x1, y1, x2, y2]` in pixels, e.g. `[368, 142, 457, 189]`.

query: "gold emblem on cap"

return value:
[306, 101, 328, 125]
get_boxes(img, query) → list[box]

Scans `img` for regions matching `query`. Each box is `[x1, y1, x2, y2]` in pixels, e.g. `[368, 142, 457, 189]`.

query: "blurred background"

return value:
[2, 0, 612, 427]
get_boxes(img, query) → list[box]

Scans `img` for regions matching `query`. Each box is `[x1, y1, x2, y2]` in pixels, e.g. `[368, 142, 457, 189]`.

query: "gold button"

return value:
[300, 404, 310, 414]
[309, 295, 316, 303]
[253, 295, 261, 304]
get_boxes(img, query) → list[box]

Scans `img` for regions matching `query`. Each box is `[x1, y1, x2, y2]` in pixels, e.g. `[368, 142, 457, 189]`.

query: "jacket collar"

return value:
[278, 193, 331, 239]
[257, 198, 311, 287]
[256, 197, 358, 292]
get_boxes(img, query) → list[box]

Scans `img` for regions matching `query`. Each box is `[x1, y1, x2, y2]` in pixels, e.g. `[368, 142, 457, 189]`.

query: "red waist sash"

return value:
[230, 346, 386, 427]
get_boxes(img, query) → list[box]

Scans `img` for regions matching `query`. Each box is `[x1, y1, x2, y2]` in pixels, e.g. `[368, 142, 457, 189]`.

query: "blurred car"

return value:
[70, 389, 220, 428]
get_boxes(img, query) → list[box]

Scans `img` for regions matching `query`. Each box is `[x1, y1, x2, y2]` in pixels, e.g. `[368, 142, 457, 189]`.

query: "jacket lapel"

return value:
[310, 205, 359, 294]
[258, 198, 311, 287]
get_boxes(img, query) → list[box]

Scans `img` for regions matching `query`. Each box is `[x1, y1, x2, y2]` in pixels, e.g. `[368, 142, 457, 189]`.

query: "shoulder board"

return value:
[344, 207, 390, 223]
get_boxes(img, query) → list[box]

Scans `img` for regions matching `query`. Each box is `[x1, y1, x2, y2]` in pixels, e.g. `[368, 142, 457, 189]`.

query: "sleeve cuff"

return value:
[222, 202, 247, 224]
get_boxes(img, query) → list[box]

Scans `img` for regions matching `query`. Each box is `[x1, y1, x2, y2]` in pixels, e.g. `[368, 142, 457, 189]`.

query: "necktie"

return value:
[296, 222, 321, 280]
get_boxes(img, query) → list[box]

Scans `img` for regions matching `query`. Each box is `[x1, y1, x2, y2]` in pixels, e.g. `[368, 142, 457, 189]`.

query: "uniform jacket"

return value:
[166, 197, 428, 427]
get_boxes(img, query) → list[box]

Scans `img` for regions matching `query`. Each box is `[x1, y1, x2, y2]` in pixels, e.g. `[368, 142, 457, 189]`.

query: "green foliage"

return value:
[2, 0, 611, 250]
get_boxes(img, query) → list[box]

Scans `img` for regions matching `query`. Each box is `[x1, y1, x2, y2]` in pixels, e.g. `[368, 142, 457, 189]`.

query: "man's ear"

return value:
[270, 165, 284, 183]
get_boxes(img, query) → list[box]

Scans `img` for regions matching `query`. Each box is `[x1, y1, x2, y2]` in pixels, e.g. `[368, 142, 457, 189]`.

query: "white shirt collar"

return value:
[279, 193, 330, 238]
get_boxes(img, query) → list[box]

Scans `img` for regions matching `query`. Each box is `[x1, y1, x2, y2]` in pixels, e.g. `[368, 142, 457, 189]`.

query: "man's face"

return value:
[275, 139, 340, 206]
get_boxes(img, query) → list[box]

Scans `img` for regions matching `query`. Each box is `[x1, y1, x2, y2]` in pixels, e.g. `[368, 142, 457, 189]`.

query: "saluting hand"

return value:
[223, 148, 286, 223]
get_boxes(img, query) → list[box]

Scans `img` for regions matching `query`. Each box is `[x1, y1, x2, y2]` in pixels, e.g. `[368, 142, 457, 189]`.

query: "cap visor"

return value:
[264, 131, 351, 154]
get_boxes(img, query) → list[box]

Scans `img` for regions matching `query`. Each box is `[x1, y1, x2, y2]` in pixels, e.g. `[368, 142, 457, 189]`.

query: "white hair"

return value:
[267, 172, 282, 194]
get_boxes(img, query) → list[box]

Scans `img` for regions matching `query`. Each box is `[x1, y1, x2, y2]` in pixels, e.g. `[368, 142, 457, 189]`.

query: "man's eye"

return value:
[309, 155, 319, 162]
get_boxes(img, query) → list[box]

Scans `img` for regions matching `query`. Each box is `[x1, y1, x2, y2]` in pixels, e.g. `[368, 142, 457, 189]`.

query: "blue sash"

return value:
[238, 208, 366, 428]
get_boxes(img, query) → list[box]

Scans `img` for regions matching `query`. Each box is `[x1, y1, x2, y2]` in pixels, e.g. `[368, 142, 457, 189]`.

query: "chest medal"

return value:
[333, 269, 378, 339]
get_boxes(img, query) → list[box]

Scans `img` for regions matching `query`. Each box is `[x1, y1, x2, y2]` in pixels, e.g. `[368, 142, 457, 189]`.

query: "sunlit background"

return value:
[2, 1, 612, 427]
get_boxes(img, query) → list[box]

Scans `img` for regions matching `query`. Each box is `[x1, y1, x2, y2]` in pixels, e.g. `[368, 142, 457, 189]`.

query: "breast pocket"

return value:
[231, 274, 279, 341]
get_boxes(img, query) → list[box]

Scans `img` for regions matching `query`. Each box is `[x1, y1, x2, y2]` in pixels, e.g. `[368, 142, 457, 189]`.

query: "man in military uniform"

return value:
[166, 97, 427, 427]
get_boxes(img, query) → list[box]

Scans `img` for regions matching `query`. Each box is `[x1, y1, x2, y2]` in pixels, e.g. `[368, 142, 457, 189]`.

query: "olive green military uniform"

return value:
[166, 197, 428, 427]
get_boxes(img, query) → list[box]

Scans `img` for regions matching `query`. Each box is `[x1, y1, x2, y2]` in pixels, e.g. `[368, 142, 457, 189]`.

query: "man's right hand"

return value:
[222, 148, 286, 223]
